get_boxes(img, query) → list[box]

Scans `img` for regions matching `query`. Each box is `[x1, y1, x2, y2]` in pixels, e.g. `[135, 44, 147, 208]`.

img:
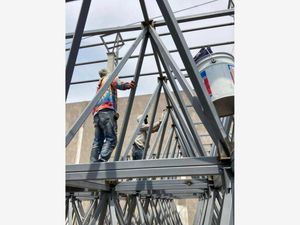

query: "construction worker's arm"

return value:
[140, 123, 150, 132]
[113, 77, 135, 90]
[151, 120, 162, 133]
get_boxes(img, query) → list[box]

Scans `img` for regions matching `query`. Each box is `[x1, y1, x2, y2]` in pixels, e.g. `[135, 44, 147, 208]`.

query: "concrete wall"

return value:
[66, 92, 213, 225]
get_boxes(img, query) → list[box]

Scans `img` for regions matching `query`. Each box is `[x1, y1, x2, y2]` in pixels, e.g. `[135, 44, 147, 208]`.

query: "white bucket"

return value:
[196, 52, 234, 117]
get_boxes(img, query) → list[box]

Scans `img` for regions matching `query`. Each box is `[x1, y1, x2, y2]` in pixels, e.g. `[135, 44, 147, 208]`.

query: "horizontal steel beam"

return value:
[66, 9, 234, 38]
[74, 41, 233, 67]
[115, 179, 208, 192]
[66, 157, 229, 180]
[66, 180, 110, 191]
[65, 22, 234, 51]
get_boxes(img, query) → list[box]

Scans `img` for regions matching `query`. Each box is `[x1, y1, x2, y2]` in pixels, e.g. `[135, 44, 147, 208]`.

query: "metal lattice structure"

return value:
[65, 0, 234, 224]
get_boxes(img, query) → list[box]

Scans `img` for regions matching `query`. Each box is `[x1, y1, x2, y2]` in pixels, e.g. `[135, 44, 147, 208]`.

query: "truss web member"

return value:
[90, 68, 135, 163]
[132, 114, 162, 160]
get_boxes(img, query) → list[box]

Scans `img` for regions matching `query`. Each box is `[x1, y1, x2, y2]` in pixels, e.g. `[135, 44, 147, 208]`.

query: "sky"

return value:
[2, 1, 300, 224]
[65, 0, 234, 103]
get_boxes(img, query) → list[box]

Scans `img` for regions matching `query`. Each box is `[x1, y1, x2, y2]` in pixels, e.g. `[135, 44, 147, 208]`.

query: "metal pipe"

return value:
[114, 34, 149, 161]
[121, 82, 162, 160]
[155, 0, 232, 156]
[66, 0, 92, 99]
[66, 9, 234, 38]
[142, 81, 162, 159]
[65, 28, 147, 147]
[74, 41, 234, 67]
[65, 23, 234, 51]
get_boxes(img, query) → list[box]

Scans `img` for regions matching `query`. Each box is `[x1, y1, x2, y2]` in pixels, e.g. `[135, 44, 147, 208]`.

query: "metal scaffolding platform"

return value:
[66, 0, 234, 224]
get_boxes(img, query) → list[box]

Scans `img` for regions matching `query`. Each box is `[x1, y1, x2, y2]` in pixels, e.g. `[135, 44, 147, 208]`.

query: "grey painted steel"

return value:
[171, 200, 183, 225]
[147, 110, 169, 159]
[149, 25, 218, 149]
[121, 82, 162, 160]
[65, 28, 147, 147]
[66, 23, 234, 52]
[142, 81, 162, 159]
[173, 128, 188, 157]
[66, 165, 221, 181]
[115, 179, 208, 192]
[170, 137, 178, 158]
[139, 0, 150, 23]
[173, 122, 192, 157]
[66, 0, 92, 99]
[77, 200, 86, 219]
[155, 0, 232, 156]
[161, 126, 174, 158]
[114, 198, 126, 225]
[93, 193, 109, 225]
[163, 84, 199, 157]
[68, 198, 73, 225]
[82, 200, 96, 225]
[72, 199, 83, 225]
[160, 63, 206, 156]
[203, 190, 217, 225]
[125, 196, 137, 225]
[114, 34, 149, 161]
[149, 199, 162, 225]
[136, 196, 150, 225]
[66, 181, 110, 191]
[108, 194, 118, 225]
[73, 41, 234, 67]
[67, 156, 222, 172]
[66, 9, 234, 38]
[149, 25, 210, 128]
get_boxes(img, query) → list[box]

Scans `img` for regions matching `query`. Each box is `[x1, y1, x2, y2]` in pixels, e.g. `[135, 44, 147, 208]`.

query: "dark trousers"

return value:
[90, 109, 117, 162]
[132, 143, 144, 160]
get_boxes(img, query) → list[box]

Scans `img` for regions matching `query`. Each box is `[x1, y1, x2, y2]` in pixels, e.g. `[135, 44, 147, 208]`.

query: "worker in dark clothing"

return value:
[90, 68, 135, 163]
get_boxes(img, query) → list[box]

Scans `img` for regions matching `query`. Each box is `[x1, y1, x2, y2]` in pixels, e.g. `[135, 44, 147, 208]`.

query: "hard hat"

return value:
[137, 114, 143, 123]
[137, 114, 148, 123]
[99, 68, 108, 77]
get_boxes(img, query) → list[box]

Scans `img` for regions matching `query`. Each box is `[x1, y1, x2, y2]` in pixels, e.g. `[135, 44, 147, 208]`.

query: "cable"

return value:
[65, 0, 219, 46]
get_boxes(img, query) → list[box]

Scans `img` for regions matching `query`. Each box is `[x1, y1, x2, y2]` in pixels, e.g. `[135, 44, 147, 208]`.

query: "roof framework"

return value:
[65, 0, 234, 224]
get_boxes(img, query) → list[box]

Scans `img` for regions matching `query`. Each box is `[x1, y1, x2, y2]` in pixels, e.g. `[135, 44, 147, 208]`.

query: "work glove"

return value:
[127, 80, 136, 89]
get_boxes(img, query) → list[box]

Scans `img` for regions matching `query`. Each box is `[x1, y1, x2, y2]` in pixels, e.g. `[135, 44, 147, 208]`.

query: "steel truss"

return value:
[66, 0, 234, 224]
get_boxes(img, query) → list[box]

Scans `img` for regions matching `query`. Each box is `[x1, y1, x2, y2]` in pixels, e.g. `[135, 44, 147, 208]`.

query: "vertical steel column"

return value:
[77, 200, 86, 221]
[170, 137, 178, 158]
[114, 197, 126, 225]
[172, 120, 192, 157]
[88, 193, 109, 225]
[170, 200, 183, 225]
[142, 80, 163, 159]
[154, 108, 170, 159]
[72, 198, 83, 225]
[219, 175, 234, 225]
[82, 200, 96, 225]
[66, 0, 92, 99]
[151, 34, 206, 156]
[163, 83, 198, 157]
[121, 82, 162, 160]
[149, 199, 162, 225]
[66, 29, 147, 147]
[162, 200, 176, 225]
[114, 34, 149, 161]
[125, 195, 137, 225]
[68, 197, 73, 225]
[136, 196, 149, 225]
[154, 0, 232, 155]
[203, 190, 217, 225]
[193, 198, 206, 225]
[147, 110, 169, 159]
[109, 193, 118, 225]
[162, 127, 175, 158]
